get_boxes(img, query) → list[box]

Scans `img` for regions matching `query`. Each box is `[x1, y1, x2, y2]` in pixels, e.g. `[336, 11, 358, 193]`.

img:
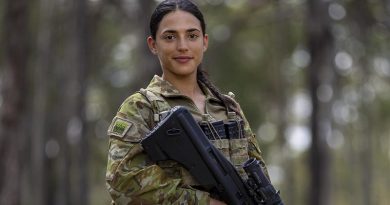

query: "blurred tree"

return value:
[0, 0, 30, 204]
[134, 0, 161, 88]
[306, 0, 334, 204]
[31, 0, 54, 204]
[54, 0, 89, 204]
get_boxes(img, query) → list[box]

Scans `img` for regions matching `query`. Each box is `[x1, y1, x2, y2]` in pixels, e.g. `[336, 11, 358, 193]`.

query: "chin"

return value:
[174, 71, 196, 78]
[173, 67, 197, 76]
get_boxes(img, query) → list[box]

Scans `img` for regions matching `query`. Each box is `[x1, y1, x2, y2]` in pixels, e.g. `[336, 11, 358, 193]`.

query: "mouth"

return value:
[173, 56, 193, 63]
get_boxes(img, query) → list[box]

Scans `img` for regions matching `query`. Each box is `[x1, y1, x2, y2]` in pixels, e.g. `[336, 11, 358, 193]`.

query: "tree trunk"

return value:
[306, 0, 334, 205]
[0, 0, 30, 204]
[31, 0, 55, 204]
[74, 0, 89, 204]
[54, 0, 89, 204]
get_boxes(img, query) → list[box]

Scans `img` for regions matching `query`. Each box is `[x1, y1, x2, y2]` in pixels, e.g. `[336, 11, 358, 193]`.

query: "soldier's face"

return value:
[147, 10, 208, 80]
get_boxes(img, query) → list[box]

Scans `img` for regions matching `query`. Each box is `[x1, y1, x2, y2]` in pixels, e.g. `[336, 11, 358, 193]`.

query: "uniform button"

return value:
[228, 91, 235, 99]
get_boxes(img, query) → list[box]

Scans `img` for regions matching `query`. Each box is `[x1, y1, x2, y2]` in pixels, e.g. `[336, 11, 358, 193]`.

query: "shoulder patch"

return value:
[108, 116, 133, 138]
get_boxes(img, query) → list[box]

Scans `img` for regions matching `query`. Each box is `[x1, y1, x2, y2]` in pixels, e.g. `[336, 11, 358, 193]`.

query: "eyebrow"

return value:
[162, 28, 201, 34]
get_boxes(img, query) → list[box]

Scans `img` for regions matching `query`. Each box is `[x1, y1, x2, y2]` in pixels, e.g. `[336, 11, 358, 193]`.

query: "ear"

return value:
[147, 36, 158, 55]
[203, 34, 209, 52]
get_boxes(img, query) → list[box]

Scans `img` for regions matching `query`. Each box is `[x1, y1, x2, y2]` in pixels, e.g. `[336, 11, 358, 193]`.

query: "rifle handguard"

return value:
[243, 158, 284, 205]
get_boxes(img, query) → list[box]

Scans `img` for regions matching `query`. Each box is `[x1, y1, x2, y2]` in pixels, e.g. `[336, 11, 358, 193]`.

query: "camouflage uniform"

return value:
[106, 75, 268, 205]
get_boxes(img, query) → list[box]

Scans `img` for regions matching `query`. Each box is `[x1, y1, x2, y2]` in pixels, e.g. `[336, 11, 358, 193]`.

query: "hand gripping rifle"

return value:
[141, 106, 284, 205]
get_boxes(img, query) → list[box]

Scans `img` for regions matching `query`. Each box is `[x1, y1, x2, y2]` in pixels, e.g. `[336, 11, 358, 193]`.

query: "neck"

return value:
[162, 73, 202, 99]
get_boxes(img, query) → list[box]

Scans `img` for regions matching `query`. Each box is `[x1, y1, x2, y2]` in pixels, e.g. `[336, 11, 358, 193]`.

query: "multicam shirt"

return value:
[106, 75, 268, 205]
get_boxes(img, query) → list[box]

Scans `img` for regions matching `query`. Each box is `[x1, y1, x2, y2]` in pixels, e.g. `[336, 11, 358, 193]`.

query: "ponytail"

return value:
[197, 66, 242, 118]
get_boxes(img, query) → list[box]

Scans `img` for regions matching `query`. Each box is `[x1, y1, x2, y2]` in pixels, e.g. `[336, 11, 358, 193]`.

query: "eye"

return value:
[163, 34, 176, 41]
[188, 33, 199, 40]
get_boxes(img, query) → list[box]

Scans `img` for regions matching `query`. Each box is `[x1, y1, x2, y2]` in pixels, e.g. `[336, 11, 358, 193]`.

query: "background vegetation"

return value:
[0, 0, 389, 205]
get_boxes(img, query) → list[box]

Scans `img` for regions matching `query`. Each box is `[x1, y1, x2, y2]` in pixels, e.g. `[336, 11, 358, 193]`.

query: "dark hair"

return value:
[150, 0, 241, 115]
[150, 0, 206, 40]
[197, 68, 242, 116]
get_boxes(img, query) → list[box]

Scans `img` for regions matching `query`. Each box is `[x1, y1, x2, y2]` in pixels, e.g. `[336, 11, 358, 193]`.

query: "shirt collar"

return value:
[146, 75, 220, 102]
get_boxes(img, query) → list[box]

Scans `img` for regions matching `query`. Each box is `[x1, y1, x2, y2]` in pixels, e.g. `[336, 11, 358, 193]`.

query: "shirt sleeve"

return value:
[105, 93, 210, 205]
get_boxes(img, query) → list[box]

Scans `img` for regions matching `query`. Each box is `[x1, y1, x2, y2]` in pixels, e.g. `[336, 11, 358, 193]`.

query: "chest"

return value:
[165, 97, 228, 122]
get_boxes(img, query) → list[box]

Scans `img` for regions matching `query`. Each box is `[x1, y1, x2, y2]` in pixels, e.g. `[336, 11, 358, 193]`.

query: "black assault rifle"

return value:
[141, 106, 284, 205]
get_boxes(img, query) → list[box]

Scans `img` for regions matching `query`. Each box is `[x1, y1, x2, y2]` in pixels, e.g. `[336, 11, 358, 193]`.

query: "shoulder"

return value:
[107, 92, 154, 142]
[118, 92, 152, 115]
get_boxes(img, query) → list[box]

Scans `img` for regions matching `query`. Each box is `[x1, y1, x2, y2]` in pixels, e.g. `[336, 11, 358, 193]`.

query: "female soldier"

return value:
[106, 0, 269, 204]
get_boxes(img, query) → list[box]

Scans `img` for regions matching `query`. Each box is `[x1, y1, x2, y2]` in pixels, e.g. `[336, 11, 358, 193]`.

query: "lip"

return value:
[173, 56, 193, 63]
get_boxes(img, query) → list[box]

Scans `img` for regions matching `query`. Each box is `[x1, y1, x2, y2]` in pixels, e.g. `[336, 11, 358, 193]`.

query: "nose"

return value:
[177, 37, 188, 52]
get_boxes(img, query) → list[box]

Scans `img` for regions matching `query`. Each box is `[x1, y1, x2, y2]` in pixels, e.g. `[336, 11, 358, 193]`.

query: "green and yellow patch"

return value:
[113, 121, 127, 135]
[108, 117, 132, 138]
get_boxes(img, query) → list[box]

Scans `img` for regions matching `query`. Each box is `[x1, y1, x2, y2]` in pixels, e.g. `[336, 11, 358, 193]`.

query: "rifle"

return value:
[141, 106, 284, 205]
